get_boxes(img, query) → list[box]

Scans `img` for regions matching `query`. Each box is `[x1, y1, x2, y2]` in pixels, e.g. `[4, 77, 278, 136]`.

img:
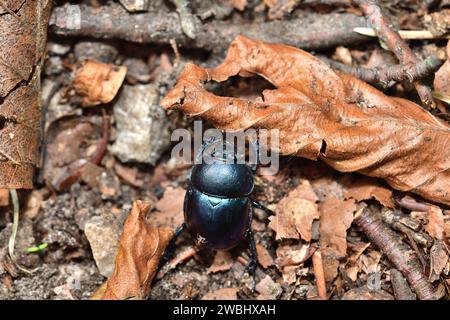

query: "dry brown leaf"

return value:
[0, 189, 8, 207]
[201, 288, 239, 300]
[74, 60, 127, 107]
[344, 177, 394, 208]
[207, 250, 234, 274]
[149, 186, 185, 228]
[425, 205, 445, 240]
[429, 239, 449, 281]
[161, 35, 450, 207]
[229, 0, 247, 11]
[434, 40, 450, 98]
[94, 200, 174, 300]
[275, 242, 311, 267]
[255, 275, 283, 300]
[0, 0, 52, 189]
[268, 180, 319, 241]
[341, 287, 394, 300]
[256, 243, 275, 268]
[319, 197, 356, 258]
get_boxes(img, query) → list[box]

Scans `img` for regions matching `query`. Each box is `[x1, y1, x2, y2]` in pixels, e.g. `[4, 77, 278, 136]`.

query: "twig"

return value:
[312, 249, 328, 300]
[49, 3, 369, 53]
[354, 208, 438, 300]
[390, 268, 416, 300]
[321, 55, 443, 87]
[353, 27, 448, 40]
[8, 189, 39, 274]
[393, 194, 431, 212]
[353, 0, 436, 108]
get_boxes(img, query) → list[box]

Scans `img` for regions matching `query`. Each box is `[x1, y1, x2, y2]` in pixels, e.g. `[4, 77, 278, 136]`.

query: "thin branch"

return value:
[49, 3, 369, 53]
[321, 55, 443, 87]
[353, 0, 436, 108]
[354, 208, 438, 300]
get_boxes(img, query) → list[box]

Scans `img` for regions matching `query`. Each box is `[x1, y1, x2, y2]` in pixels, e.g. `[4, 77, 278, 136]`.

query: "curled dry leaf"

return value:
[268, 180, 319, 241]
[94, 200, 174, 300]
[74, 60, 127, 107]
[161, 35, 450, 207]
[344, 177, 394, 208]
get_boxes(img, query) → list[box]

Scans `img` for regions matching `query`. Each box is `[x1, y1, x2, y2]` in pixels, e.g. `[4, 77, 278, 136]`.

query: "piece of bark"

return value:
[0, 0, 52, 188]
[161, 36, 450, 206]
[49, 3, 369, 53]
[94, 200, 174, 300]
[354, 208, 438, 300]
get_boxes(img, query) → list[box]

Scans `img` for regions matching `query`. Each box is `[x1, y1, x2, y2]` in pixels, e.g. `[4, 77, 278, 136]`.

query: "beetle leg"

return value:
[244, 205, 258, 292]
[250, 198, 274, 217]
[246, 228, 258, 293]
[159, 222, 187, 269]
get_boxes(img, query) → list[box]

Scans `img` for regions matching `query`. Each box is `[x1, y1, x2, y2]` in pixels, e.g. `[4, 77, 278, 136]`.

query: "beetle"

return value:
[161, 137, 273, 290]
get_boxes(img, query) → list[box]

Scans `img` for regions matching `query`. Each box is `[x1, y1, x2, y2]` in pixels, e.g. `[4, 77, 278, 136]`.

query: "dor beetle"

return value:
[161, 137, 273, 289]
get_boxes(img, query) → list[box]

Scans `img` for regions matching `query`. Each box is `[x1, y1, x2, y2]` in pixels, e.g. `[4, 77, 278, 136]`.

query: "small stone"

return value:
[111, 84, 170, 165]
[119, 0, 150, 12]
[74, 41, 118, 63]
[84, 214, 122, 277]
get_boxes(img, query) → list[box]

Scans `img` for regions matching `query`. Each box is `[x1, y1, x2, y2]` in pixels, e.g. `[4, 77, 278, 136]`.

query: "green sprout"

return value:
[26, 243, 48, 254]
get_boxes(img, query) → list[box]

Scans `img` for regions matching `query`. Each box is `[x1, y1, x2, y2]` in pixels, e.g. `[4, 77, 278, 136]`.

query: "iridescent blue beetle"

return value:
[162, 137, 273, 289]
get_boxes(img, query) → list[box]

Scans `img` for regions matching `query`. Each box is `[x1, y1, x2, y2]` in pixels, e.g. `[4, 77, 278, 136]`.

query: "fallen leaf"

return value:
[344, 177, 394, 208]
[207, 250, 234, 274]
[0, 189, 8, 207]
[201, 288, 239, 300]
[149, 186, 185, 228]
[74, 60, 127, 107]
[94, 200, 174, 300]
[425, 206, 445, 240]
[341, 287, 394, 300]
[161, 35, 450, 207]
[429, 239, 449, 282]
[434, 40, 450, 98]
[256, 244, 275, 268]
[256, 275, 283, 300]
[269, 180, 319, 241]
[319, 197, 356, 258]
[275, 242, 311, 267]
[114, 162, 144, 187]
[229, 0, 247, 11]
[0, 0, 52, 189]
